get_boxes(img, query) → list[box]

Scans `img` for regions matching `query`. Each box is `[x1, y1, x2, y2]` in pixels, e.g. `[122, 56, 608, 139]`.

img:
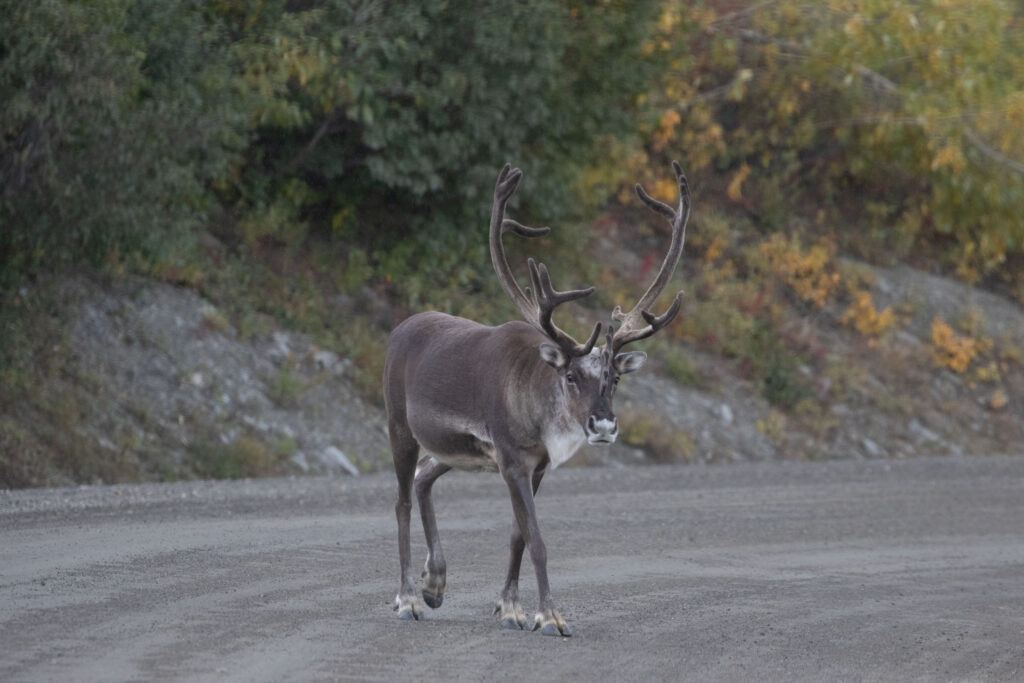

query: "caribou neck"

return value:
[499, 324, 574, 447]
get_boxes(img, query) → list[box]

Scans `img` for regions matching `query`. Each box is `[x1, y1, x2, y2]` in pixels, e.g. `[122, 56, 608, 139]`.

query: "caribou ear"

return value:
[614, 351, 647, 374]
[539, 342, 567, 369]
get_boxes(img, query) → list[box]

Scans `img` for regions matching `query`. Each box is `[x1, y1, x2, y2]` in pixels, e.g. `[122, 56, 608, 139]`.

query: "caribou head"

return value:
[383, 162, 690, 636]
[489, 161, 691, 447]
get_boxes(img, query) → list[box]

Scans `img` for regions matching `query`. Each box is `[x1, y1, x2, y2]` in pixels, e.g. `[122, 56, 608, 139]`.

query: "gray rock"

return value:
[324, 446, 359, 476]
[862, 437, 882, 457]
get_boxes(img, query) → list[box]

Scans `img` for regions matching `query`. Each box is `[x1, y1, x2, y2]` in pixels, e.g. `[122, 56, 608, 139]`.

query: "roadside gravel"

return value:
[3, 455, 1023, 681]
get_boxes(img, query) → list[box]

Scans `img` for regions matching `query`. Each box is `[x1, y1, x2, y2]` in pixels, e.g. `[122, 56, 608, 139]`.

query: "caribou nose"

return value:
[587, 415, 618, 443]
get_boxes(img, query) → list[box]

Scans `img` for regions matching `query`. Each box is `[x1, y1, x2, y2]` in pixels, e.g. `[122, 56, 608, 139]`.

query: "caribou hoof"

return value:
[532, 609, 572, 637]
[422, 589, 443, 609]
[493, 598, 527, 630]
[421, 571, 446, 609]
[394, 594, 427, 621]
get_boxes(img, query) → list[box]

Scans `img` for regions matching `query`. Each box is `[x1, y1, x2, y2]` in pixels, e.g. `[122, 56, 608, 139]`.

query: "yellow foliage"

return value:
[653, 109, 681, 152]
[931, 144, 966, 172]
[623, 0, 1024, 283]
[652, 178, 678, 202]
[990, 388, 1008, 410]
[757, 410, 787, 443]
[693, 7, 716, 31]
[758, 234, 840, 307]
[930, 316, 992, 373]
[777, 95, 798, 117]
[703, 234, 728, 264]
[974, 361, 1000, 383]
[841, 291, 896, 336]
[657, 8, 680, 33]
[727, 163, 751, 201]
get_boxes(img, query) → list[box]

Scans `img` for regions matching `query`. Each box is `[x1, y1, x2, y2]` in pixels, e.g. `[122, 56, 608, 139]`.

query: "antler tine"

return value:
[528, 258, 601, 356]
[611, 161, 691, 352]
[489, 164, 600, 357]
[502, 218, 551, 238]
[490, 164, 544, 322]
[611, 290, 684, 349]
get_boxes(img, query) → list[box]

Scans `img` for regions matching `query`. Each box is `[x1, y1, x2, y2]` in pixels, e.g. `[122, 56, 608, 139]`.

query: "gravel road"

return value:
[2, 455, 1023, 682]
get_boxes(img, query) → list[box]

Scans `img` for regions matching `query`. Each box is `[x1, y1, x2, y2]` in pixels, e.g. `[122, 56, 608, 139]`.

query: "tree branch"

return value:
[277, 112, 340, 176]
[963, 128, 1024, 177]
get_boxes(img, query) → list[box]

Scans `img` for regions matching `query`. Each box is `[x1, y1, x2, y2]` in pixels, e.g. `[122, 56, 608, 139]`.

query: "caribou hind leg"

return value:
[389, 424, 426, 620]
[414, 456, 451, 609]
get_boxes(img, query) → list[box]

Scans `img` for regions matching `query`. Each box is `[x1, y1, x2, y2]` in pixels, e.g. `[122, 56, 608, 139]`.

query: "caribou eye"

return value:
[614, 376, 620, 385]
[566, 372, 577, 385]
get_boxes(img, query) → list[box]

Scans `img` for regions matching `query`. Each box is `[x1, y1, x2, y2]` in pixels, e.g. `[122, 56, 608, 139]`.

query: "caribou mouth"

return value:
[586, 435, 616, 446]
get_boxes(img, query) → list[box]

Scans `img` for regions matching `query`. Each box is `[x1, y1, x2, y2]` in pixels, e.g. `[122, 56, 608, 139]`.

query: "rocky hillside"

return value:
[2, 255, 1020, 489]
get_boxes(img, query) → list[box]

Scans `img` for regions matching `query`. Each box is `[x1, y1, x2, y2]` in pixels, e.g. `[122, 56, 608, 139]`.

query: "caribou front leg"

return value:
[500, 463, 571, 637]
[494, 467, 545, 630]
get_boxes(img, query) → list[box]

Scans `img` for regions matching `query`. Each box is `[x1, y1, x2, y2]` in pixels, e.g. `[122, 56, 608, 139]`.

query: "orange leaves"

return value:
[652, 109, 681, 153]
[702, 234, 728, 264]
[841, 292, 896, 337]
[930, 316, 992, 373]
[757, 233, 840, 307]
[726, 163, 751, 201]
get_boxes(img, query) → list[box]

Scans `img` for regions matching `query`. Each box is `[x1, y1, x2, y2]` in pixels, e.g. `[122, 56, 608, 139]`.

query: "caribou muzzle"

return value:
[586, 415, 618, 445]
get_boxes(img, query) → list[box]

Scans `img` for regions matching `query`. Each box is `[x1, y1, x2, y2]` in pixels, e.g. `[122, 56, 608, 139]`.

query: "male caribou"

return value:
[383, 162, 690, 636]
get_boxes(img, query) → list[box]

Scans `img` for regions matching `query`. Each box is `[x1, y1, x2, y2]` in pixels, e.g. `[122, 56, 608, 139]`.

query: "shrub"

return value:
[0, 0, 239, 286]
[841, 291, 896, 338]
[754, 233, 840, 308]
[930, 317, 992, 373]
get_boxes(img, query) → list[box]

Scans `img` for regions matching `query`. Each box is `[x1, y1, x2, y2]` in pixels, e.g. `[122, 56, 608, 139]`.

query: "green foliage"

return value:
[0, 0, 241, 286]
[618, 406, 694, 462]
[337, 317, 389, 403]
[187, 435, 280, 480]
[648, 338, 704, 388]
[211, 0, 667, 307]
[2, 0, 670, 310]
[268, 367, 303, 408]
[0, 284, 146, 487]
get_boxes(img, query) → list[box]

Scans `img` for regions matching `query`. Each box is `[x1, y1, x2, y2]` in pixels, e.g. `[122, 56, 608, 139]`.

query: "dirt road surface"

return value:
[2, 456, 1023, 681]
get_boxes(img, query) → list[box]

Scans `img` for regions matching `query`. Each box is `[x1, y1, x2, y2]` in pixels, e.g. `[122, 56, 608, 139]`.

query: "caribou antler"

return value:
[489, 164, 602, 357]
[610, 161, 690, 352]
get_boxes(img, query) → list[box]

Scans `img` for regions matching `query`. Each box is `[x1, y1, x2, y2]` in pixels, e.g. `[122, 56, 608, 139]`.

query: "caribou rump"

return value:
[383, 162, 691, 635]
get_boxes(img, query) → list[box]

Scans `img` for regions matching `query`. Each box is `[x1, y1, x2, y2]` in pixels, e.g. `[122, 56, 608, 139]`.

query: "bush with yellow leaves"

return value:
[841, 291, 896, 337]
[755, 233, 840, 308]
[930, 317, 993, 373]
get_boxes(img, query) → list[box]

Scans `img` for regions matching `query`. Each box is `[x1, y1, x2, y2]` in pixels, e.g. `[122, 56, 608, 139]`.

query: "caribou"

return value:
[383, 162, 691, 636]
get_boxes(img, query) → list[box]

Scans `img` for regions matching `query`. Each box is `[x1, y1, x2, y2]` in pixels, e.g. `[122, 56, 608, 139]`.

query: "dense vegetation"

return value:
[2, 0, 665, 300]
[4, 1, 1023, 295]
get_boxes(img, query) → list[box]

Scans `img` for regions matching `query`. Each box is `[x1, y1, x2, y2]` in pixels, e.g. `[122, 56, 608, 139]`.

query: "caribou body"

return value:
[383, 162, 691, 636]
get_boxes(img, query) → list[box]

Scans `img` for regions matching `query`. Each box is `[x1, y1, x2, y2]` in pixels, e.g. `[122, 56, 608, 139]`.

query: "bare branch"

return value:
[964, 128, 1024, 177]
